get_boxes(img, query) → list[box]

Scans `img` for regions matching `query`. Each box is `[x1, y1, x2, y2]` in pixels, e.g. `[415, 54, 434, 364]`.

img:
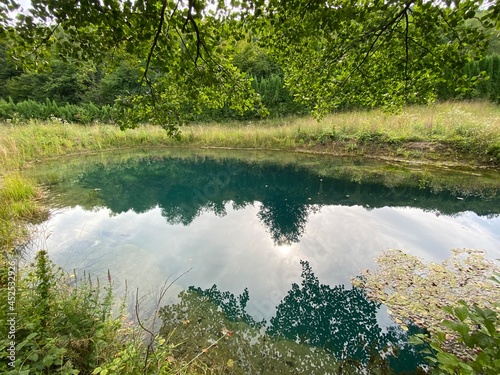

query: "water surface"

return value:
[29, 149, 500, 373]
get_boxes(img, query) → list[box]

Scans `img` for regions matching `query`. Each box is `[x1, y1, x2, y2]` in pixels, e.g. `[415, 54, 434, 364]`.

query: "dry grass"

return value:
[183, 101, 500, 145]
[180, 101, 500, 164]
[1, 101, 499, 173]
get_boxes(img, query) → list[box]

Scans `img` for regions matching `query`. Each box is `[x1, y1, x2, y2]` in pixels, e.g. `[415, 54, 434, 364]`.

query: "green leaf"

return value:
[436, 351, 460, 367]
[454, 305, 468, 322]
[457, 361, 474, 374]
[43, 355, 54, 367]
[443, 320, 470, 339]
[408, 334, 425, 345]
[25, 332, 39, 341]
[476, 351, 491, 366]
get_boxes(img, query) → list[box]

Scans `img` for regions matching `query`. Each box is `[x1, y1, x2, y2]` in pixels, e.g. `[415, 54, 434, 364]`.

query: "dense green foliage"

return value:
[0, 1, 499, 130]
[0, 98, 114, 124]
[411, 299, 500, 375]
[1, 52, 500, 123]
[0, 250, 190, 374]
[0, 39, 307, 122]
[464, 55, 500, 102]
[0, 251, 117, 374]
[440, 54, 500, 102]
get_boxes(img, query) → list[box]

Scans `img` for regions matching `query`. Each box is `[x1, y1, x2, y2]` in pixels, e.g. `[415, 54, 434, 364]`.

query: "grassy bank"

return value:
[0, 174, 47, 253]
[183, 101, 500, 165]
[1, 101, 500, 173]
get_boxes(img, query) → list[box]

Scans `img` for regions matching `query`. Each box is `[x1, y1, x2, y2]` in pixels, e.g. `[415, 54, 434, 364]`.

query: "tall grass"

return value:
[0, 122, 178, 170]
[182, 101, 500, 163]
[2, 101, 499, 170]
[0, 174, 47, 252]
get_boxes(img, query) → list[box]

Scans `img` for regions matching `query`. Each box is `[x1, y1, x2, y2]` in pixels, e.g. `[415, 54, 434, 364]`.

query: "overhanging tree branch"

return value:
[142, 0, 173, 85]
[18, 21, 61, 61]
[405, 6, 410, 96]
[339, 2, 412, 91]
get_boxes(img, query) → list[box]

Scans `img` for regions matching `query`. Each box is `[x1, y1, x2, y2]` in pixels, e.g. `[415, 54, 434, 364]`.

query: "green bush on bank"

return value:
[0, 251, 117, 374]
[186, 73, 309, 122]
[410, 299, 500, 375]
[409, 271, 500, 375]
[0, 98, 115, 124]
[0, 250, 181, 375]
[1, 55, 499, 125]
[439, 55, 500, 103]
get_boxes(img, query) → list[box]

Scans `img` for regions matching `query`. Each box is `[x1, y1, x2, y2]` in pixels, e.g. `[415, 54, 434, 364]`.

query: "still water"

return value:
[29, 150, 500, 373]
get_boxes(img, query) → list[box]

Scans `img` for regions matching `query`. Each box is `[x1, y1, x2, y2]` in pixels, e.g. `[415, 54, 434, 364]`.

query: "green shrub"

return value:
[0, 251, 119, 374]
[0, 99, 115, 124]
[0, 98, 16, 120]
[0, 250, 185, 375]
[486, 143, 500, 164]
[439, 54, 500, 102]
[410, 297, 500, 374]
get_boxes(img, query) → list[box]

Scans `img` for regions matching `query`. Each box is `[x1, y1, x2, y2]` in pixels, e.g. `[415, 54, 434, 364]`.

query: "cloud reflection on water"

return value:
[38, 201, 500, 322]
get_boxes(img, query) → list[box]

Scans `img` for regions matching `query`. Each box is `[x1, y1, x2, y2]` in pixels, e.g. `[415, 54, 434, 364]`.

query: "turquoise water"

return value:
[30, 151, 500, 373]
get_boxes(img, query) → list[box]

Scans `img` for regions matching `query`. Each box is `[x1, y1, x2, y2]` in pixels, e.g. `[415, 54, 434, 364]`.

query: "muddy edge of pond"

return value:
[25, 143, 499, 171]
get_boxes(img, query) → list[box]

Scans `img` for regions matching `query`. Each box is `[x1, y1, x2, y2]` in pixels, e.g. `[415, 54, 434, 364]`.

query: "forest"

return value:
[1, 40, 500, 124]
[0, 1, 499, 126]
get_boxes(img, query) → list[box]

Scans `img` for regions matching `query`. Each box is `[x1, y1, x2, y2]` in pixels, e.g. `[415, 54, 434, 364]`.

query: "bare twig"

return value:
[142, 0, 180, 85]
[187, 12, 202, 66]
[150, 267, 194, 334]
[134, 288, 156, 375]
[179, 328, 234, 374]
[18, 21, 61, 61]
[174, 26, 199, 66]
[434, 1, 464, 45]
[404, 6, 410, 97]
[133, 268, 193, 374]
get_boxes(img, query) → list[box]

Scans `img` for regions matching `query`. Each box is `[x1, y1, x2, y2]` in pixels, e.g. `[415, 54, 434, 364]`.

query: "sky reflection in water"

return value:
[38, 200, 500, 322]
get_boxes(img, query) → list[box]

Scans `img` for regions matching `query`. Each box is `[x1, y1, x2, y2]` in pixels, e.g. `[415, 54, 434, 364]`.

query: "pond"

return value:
[28, 149, 500, 374]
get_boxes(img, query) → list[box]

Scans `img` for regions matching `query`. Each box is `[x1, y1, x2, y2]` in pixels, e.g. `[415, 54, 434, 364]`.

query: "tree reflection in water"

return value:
[257, 200, 319, 245]
[50, 154, 500, 247]
[159, 261, 426, 374]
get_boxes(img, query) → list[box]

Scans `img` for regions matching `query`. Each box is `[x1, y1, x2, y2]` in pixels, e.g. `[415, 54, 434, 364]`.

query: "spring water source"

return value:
[28, 149, 500, 373]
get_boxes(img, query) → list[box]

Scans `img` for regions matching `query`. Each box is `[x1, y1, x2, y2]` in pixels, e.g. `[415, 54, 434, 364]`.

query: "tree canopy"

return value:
[1, 1, 499, 132]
